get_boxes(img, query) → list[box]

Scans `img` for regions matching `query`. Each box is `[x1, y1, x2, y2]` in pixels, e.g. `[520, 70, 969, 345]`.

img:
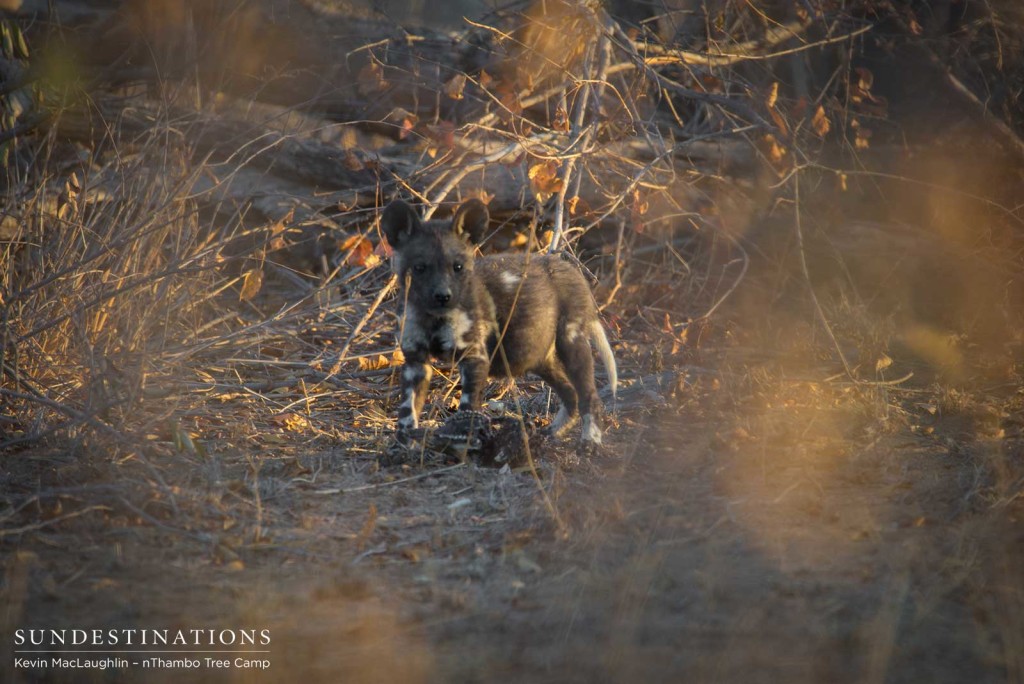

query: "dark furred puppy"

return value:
[381, 199, 617, 452]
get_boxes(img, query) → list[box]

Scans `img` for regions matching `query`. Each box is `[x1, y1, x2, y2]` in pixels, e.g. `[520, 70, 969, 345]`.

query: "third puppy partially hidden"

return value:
[382, 199, 617, 455]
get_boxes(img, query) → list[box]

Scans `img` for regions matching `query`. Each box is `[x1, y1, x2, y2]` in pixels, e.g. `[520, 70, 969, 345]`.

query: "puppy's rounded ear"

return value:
[381, 200, 421, 250]
[451, 199, 489, 245]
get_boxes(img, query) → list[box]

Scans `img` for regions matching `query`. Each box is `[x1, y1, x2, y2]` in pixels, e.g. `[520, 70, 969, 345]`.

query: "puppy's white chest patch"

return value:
[433, 308, 475, 352]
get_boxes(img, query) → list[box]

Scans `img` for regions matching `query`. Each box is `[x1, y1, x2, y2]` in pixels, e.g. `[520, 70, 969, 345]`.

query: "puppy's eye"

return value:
[452, 262, 464, 273]
[412, 264, 426, 274]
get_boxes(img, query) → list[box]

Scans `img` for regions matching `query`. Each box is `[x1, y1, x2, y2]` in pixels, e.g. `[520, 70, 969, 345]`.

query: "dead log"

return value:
[53, 99, 407, 192]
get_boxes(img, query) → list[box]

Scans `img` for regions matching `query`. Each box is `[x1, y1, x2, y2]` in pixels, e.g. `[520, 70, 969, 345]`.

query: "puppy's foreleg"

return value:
[457, 353, 489, 412]
[397, 354, 432, 441]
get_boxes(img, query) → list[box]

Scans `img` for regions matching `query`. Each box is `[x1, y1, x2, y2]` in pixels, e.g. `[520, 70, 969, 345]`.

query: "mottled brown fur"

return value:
[381, 199, 616, 452]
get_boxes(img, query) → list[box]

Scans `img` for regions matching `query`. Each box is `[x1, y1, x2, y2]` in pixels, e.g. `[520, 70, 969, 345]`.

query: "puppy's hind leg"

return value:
[536, 360, 579, 438]
[557, 320, 603, 453]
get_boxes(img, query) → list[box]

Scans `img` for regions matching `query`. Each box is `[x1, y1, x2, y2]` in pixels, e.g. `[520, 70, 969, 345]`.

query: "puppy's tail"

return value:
[590, 319, 618, 399]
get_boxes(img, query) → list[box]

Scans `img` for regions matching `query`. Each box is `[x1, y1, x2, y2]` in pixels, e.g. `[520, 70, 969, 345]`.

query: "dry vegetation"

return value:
[1, 0, 1023, 682]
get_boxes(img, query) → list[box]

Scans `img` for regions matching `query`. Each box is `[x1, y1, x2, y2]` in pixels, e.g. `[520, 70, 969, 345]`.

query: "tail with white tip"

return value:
[590, 319, 618, 399]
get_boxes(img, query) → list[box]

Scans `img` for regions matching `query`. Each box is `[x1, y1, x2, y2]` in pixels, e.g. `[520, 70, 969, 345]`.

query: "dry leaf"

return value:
[767, 106, 790, 137]
[499, 90, 523, 122]
[568, 195, 592, 217]
[508, 232, 528, 248]
[357, 61, 386, 95]
[537, 229, 554, 250]
[342, 151, 364, 172]
[401, 547, 423, 563]
[552, 105, 570, 132]
[629, 190, 649, 232]
[764, 134, 787, 164]
[268, 234, 288, 251]
[479, 69, 493, 88]
[854, 127, 872, 149]
[811, 105, 831, 138]
[57, 195, 77, 220]
[701, 74, 723, 93]
[425, 121, 456, 158]
[339, 234, 378, 268]
[400, 115, 416, 139]
[270, 412, 310, 432]
[519, 68, 536, 92]
[850, 67, 874, 103]
[528, 160, 563, 201]
[357, 353, 398, 371]
[856, 67, 874, 93]
[765, 81, 779, 109]
[677, 322, 691, 348]
[471, 189, 494, 206]
[444, 72, 467, 100]
[239, 268, 263, 301]
[267, 212, 292, 251]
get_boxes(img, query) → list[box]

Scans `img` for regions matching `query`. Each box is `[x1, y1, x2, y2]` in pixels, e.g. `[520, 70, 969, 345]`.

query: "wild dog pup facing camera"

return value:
[381, 198, 617, 455]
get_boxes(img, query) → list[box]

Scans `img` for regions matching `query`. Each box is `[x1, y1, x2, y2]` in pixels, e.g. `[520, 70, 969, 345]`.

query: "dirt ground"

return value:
[4, 325, 1024, 684]
[5, 414, 1024, 684]
[3, 2, 1024, 683]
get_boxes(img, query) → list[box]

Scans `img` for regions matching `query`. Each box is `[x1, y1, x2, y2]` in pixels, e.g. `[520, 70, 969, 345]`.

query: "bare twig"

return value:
[311, 463, 466, 495]
[328, 274, 398, 376]
[793, 173, 856, 381]
[0, 505, 111, 539]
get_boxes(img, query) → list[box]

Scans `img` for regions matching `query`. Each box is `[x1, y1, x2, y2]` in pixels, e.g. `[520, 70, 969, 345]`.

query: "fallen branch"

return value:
[54, 100, 398, 191]
[633, 19, 871, 69]
[0, 505, 112, 539]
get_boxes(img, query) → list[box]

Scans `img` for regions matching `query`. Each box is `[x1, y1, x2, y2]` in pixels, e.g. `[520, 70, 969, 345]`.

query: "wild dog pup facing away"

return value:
[381, 199, 617, 454]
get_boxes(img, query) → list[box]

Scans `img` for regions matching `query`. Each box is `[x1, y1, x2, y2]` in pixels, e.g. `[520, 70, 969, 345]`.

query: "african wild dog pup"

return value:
[381, 198, 617, 453]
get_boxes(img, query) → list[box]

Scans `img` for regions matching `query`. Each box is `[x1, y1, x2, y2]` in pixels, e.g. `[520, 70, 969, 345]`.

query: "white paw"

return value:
[581, 413, 602, 445]
[548, 406, 579, 438]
